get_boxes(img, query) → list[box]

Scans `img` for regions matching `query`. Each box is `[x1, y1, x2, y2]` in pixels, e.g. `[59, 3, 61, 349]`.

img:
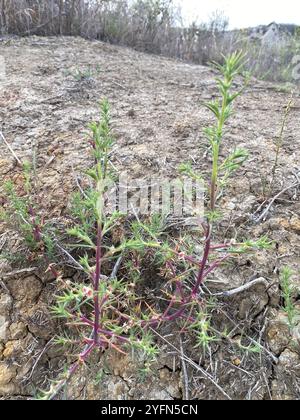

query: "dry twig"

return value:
[253, 181, 300, 223]
[151, 328, 232, 400]
[0, 131, 22, 166]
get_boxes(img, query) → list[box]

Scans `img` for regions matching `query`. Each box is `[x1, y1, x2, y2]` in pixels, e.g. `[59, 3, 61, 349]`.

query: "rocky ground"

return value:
[0, 36, 300, 400]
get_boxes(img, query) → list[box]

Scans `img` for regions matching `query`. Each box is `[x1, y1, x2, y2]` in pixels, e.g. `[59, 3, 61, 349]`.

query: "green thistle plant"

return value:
[3, 53, 275, 400]
[37, 99, 161, 399]
[2, 169, 54, 256]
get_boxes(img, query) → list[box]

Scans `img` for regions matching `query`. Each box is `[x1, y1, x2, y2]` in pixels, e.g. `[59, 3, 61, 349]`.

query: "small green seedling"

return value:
[66, 65, 102, 82]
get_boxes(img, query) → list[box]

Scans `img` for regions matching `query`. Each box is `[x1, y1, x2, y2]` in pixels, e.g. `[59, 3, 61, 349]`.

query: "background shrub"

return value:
[1, 1, 299, 82]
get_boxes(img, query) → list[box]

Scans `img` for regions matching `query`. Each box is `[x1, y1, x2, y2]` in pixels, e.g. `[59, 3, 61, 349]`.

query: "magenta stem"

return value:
[93, 224, 102, 345]
[203, 255, 229, 278]
[192, 225, 211, 296]
[29, 206, 42, 242]
[81, 317, 130, 343]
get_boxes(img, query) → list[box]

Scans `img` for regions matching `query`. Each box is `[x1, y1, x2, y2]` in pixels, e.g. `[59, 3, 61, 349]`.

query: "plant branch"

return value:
[0, 131, 22, 165]
[254, 181, 300, 223]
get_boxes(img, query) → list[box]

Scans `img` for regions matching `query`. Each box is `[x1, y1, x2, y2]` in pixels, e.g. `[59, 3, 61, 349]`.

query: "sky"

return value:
[175, 0, 300, 29]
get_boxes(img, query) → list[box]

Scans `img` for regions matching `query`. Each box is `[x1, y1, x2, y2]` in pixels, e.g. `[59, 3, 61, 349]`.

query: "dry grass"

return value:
[0, 1, 229, 60]
[1, 1, 299, 82]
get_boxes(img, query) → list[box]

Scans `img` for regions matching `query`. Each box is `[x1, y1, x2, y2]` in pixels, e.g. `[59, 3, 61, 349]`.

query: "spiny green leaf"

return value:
[204, 101, 220, 118]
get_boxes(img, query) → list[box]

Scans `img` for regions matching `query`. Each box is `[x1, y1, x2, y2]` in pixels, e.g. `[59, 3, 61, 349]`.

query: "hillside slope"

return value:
[0, 37, 300, 400]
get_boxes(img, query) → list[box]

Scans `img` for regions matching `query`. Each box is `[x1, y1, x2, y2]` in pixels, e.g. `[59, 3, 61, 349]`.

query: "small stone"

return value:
[278, 349, 300, 373]
[291, 317, 300, 352]
[127, 109, 135, 118]
[231, 357, 242, 367]
[267, 283, 281, 307]
[8, 275, 42, 303]
[46, 343, 64, 359]
[279, 217, 300, 234]
[0, 363, 14, 384]
[266, 312, 291, 355]
[9, 322, 27, 340]
[128, 388, 135, 397]
[0, 259, 11, 274]
[0, 316, 9, 342]
[0, 159, 14, 176]
[107, 379, 128, 400]
[159, 368, 170, 380]
[0, 294, 13, 316]
[148, 389, 173, 400]
[3, 340, 22, 358]
[227, 200, 236, 211]
[0, 362, 17, 395]
[26, 305, 53, 340]
[290, 217, 300, 234]
[238, 286, 269, 319]
[272, 380, 294, 401]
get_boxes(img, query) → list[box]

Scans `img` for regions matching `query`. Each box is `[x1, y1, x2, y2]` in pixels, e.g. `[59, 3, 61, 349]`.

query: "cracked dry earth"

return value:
[0, 36, 300, 400]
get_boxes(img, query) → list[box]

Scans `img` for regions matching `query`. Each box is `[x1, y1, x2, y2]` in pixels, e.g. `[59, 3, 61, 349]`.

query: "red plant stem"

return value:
[142, 320, 160, 328]
[48, 264, 59, 278]
[175, 252, 201, 267]
[81, 316, 130, 343]
[141, 302, 188, 328]
[91, 273, 96, 287]
[106, 308, 131, 321]
[99, 294, 109, 319]
[100, 331, 130, 343]
[163, 305, 186, 321]
[83, 220, 222, 354]
[210, 183, 217, 212]
[79, 343, 95, 361]
[175, 281, 185, 301]
[203, 255, 230, 278]
[192, 225, 211, 296]
[162, 298, 176, 319]
[93, 224, 102, 345]
[49, 342, 95, 400]
[33, 226, 41, 242]
[166, 261, 185, 301]
[80, 315, 92, 325]
[28, 206, 42, 242]
[166, 261, 176, 276]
